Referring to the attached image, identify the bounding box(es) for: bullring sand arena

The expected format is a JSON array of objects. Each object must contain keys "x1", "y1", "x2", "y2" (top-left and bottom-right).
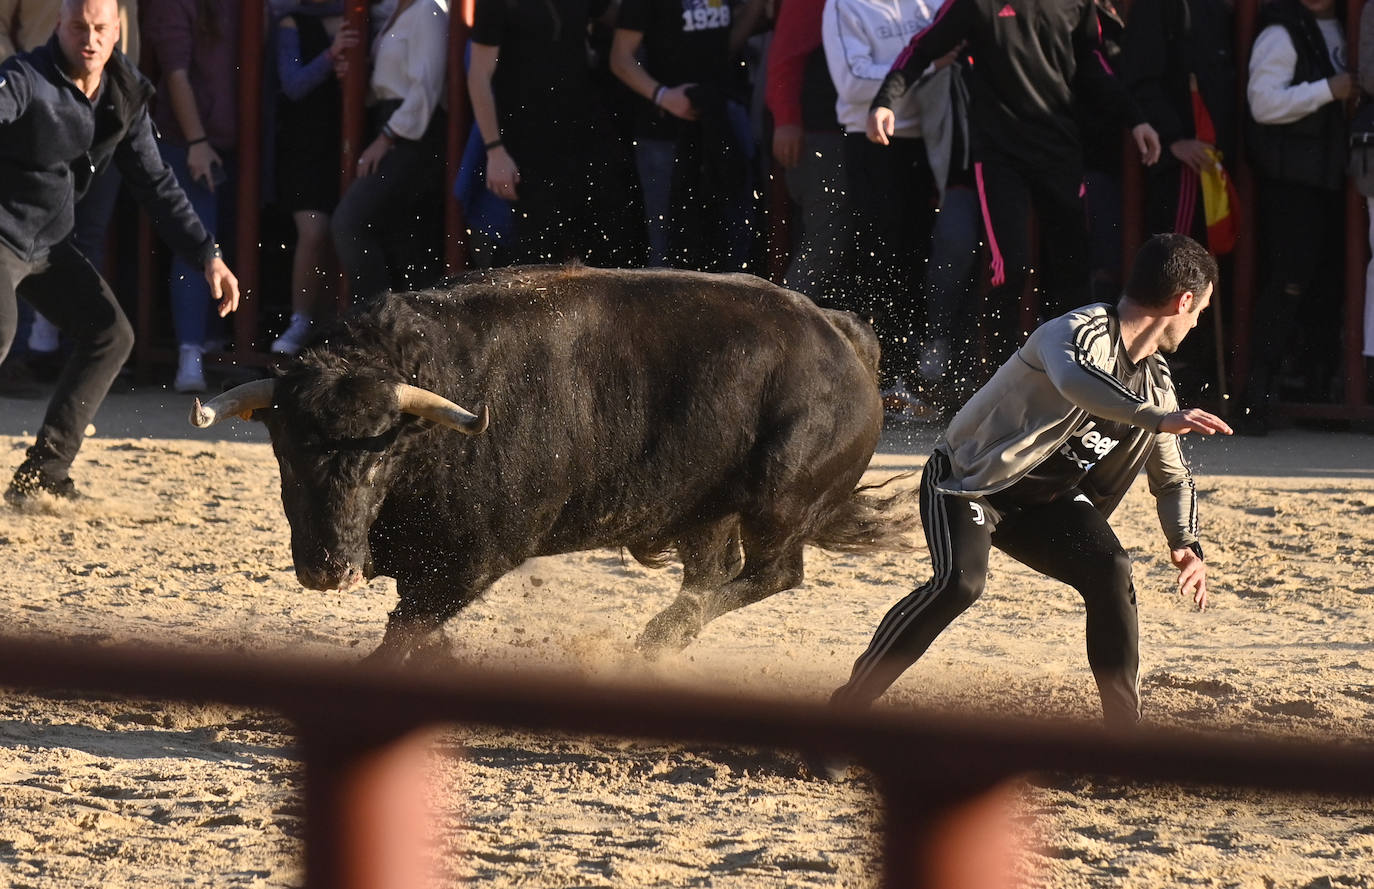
[{"x1": 3, "y1": 388, "x2": 1374, "y2": 888}]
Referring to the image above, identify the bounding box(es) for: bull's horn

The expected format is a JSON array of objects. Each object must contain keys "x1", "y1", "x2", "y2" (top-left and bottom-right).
[
  {"x1": 395, "y1": 383, "x2": 489, "y2": 435},
  {"x1": 189, "y1": 379, "x2": 276, "y2": 428}
]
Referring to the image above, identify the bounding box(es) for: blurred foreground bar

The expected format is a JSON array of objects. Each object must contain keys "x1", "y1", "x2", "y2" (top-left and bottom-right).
[{"x1": 2, "y1": 636, "x2": 1373, "y2": 888}]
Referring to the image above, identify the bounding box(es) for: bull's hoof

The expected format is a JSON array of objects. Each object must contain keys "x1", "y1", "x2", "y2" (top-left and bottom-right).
[
  {"x1": 634, "y1": 611, "x2": 699, "y2": 660},
  {"x1": 360, "y1": 633, "x2": 454, "y2": 670}
]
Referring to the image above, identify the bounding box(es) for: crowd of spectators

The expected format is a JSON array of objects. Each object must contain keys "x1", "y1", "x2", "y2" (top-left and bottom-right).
[{"x1": 0, "y1": 0, "x2": 1371, "y2": 432}]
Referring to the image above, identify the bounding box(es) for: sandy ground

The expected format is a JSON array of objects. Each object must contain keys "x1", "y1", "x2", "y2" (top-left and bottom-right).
[{"x1": 2, "y1": 385, "x2": 1374, "y2": 887}]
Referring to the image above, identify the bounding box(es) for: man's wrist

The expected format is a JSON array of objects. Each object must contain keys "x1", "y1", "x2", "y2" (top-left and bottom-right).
[
  {"x1": 1187, "y1": 541, "x2": 1204, "y2": 561},
  {"x1": 203, "y1": 241, "x2": 223, "y2": 264}
]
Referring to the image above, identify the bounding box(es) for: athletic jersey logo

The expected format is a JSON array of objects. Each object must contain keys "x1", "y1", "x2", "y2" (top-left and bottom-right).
[
  {"x1": 681, "y1": 0, "x2": 731, "y2": 32},
  {"x1": 1074, "y1": 493, "x2": 1093, "y2": 505},
  {"x1": 1058, "y1": 420, "x2": 1122, "y2": 471},
  {"x1": 970, "y1": 502, "x2": 986, "y2": 525},
  {"x1": 997, "y1": 4, "x2": 1016, "y2": 16}
]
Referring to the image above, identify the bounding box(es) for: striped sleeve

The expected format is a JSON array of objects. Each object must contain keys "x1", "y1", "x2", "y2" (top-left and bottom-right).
[{"x1": 1033, "y1": 309, "x2": 1170, "y2": 431}]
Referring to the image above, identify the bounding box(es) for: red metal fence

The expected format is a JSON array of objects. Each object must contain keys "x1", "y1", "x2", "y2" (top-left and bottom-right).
[
  {"x1": 131, "y1": 0, "x2": 1370, "y2": 419},
  {"x1": 5, "y1": 635, "x2": 1374, "y2": 888}
]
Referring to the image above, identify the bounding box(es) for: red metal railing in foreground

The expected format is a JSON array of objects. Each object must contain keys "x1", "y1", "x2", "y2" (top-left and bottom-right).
[{"x1": 3, "y1": 636, "x2": 1374, "y2": 888}]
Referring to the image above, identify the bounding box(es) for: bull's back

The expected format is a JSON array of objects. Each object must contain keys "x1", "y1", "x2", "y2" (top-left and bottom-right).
[{"x1": 385, "y1": 267, "x2": 882, "y2": 553}]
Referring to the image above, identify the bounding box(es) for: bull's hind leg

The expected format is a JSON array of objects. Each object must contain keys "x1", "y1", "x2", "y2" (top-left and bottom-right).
[
  {"x1": 636, "y1": 518, "x2": 743, "y2": 656},
  {"x1": 637, "y1": 520, "x2": 805, "y2": 658}
]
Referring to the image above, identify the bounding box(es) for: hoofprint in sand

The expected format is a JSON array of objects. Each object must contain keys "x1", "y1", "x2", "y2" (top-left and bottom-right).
[{"x1": 2, "y1": 390, "x2": 1374, "y2": 887}]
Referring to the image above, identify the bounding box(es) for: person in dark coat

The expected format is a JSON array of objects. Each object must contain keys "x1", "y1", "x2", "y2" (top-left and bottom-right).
[{"x1": 0, "y1": 0, "x2": 239, "y2": 503}]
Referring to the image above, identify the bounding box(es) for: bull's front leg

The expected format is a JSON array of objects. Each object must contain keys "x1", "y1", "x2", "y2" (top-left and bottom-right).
[{"x1": 363, "y1": 571, "x2": 485, "y2": 668}]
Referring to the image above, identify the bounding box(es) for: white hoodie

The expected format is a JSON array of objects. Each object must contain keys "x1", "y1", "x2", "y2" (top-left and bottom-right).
[{"x1": 821, "y1": 0, "x2": 937, "y2": 136}]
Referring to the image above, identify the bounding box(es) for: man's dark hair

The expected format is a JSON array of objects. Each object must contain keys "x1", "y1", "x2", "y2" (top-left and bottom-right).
[{"x1": 1123, "y1": 233, "x2": 1218, "y2": 309}]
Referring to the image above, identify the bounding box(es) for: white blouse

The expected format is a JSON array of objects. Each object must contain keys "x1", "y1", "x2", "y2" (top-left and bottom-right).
[{"x1": 369, "y1": 0, "x2": 449, "y2": 140}]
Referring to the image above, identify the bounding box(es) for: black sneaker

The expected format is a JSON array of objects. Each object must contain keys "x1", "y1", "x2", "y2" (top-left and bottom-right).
[{"x1": 5, "y1": 465, "x2": 82, "y2": 505}]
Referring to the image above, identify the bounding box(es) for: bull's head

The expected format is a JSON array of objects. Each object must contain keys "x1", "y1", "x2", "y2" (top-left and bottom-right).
[{"x1": 190, "y1": 375, "x2": 488, "y2": 591}]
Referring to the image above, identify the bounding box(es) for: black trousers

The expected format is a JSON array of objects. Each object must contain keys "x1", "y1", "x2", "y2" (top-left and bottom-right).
[
  {"x1": 0, "y1": 239, "x2": 135, "y2": 480},
  {"x1": 833, "y1": 451, "x2": 1142, "y2": 726},
  {"x1": 1242, "y1": 179, "x2": 1345, "y2": 418},
  {"x1": 973, "y1": 152, "x2": 1090, "y2": 369},
  {"x1": 842, "y1": 133, "x2": 937, "y2": 383}
]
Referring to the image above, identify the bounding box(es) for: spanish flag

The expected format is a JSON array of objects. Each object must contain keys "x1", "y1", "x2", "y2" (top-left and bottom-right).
[{"x1": 1189, "y1": 76, "x2": 1239, "y2": 255}]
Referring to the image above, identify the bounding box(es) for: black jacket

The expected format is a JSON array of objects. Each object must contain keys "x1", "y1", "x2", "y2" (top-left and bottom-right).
[
  {"x1": 1120, "y1": 0, "x2": 1236, "y2": 167},
  {"x1": 870, "y1": 0, "x2": 1146, "y2": 172},
  {"x1": 1245, "y1": 0, "x2": 1347, "y2": 191},
  {"x1": 0, "y1": 37, "x2": 214, "y2": 265}
]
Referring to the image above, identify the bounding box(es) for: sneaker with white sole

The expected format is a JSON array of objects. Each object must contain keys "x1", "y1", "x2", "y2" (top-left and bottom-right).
[
  {"x1": 271, "y1": 314, "x2": 314, "y2": 355},
  {"x1": 174, "y1": 344, "x2": 207, "y2": 393}
]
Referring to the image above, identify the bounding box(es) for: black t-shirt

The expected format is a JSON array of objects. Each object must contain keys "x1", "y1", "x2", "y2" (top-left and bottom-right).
[
  {"x1": 987, "y1": 338, "x2": 1150, "y2": 509},
  {"x1": 616, "y1": 0, "x2": 742, "y2": 137},
  {"x1": 472, "y1": 0, "x2": 609, "y2": 137}
]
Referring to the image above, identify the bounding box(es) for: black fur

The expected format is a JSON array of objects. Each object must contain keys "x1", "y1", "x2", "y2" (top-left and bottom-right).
[{"x1": 256, "y1": 265, "x2": 916, "y2": 663}]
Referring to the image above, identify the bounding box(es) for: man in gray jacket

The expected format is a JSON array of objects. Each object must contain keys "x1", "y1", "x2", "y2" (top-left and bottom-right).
[{"x1": 829, "y1": 233, "x2": 1230, "y2": 729}]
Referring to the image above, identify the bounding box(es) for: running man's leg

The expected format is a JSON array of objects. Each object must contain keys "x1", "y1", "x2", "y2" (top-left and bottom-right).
[
  {"x1": 992, "y1": 493, "x2": 1140, "y2": 726},
  {"x1": 14, "y1": 240, "x2": 134, "y2": 481},
  {"x1": 831, "y1": 451, "x2": 996, "y2": 707}
]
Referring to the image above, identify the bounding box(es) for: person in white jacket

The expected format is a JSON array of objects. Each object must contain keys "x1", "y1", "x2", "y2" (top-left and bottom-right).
[
  {"x1": 822, "y1": 0, "x2": 953, "y2": 405},
  {"x1": 1237, "y1": 0, "x2": 1352, "y2": 434}
]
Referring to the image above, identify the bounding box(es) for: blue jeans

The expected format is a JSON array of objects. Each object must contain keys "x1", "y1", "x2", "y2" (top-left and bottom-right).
[
  {"x1": 633, "y1": 99, "x2": 753, "y2": 271},
  {"x1": 158, "y1": 142, "x2": 230, "y2": 348}
]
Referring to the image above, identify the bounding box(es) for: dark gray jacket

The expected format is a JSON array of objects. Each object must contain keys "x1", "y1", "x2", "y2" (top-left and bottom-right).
[{"x1": 0, "y1": 37, "x2": 214, "y2": 265}]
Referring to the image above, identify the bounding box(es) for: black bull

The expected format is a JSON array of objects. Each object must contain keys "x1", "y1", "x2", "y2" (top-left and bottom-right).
[{"x1": 191, "y1": 266, "x2": 918, "y2": 664}]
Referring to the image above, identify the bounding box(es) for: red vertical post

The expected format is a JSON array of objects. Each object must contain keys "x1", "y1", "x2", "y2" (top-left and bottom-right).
[
  {"x1": 338, "y1": 1, "x2": 372, "y2": 314},
  {"x1": 1346, "y1": 1, "x2": 1368, "y2": 408},
  {"x1": 878, "y1": 774, "x2": 1025, "y2": 889},
  {"x1": 1118, "y1": 0, "x2": 1144, "y2": 276},
  {"x1": 301, "y1": 726, "x2": 441, "y2": 889},
  {"x1": 444, "y1": 0, "x2": 475, "y2": 274},
  {"x1": 1229, "y1": 0, "x2": 1258, "y2": 395},
  {"x1": 234, "y1": 0, "x2": 264, "y2": 357}
]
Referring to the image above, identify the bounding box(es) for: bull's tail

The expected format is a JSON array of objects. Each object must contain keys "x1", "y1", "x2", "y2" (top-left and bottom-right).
[{"x1": 808, "y1": 472, "x2": 920, "y2": 554}]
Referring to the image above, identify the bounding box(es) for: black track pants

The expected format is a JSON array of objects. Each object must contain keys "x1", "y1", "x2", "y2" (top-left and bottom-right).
[{"x1": 833, "y1": 451, "x2": 1141, "y2": 726}]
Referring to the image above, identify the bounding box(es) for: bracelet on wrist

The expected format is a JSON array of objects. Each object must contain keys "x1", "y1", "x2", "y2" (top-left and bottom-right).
[
  {"x1": 381, "y1": 124, "x2": 397, "y2": 142},
  {"x1": 484, "y1": 138, "x2": 503, "y2": 151},
  {"x1": 187, "y1": 136, "x2": 209, "y2": 147},
  {"x1": 652, "y1": 85, "x2": 666, "y2": 107}
]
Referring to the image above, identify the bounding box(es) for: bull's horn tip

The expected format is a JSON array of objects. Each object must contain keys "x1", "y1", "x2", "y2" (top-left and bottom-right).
[{"x1": 189, "y1": 398, "x2": 212, "y2": 428}]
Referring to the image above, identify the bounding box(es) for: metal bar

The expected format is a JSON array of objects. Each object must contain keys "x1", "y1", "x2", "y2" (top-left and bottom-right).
[
  {"x1": 301, "y1": 725, "x2": 440, "y2": 889},
  {"x1": 444, "y1": 0, "x2": 476, "y2": 274},
  {"x1": 1346, "y1": 0, "x2": 1368, "y2": 411},
  {"x1": 1230, "y1": 0, "x2": 1258, "y2": 397},
  {"x1": 1, "y1": 637, "x2": 1372, "y2": 799},
  {"x1": 232, "y1": 0, "x2": 264, "y2": 358},
  {"x1": 338, "y1": 1, "x2": 371, "y2": 314}
]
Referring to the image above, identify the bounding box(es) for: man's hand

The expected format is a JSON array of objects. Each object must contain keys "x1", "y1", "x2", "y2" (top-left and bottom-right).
[
  {"x1": 204, "y1": 257, "x2": 239, "y2": 318},
  {"x1": 1169, "y1": 138, "x2": 1215, "y2": 173},
  {"x1": 658, "y1": 83, "x2": 698, "y2": 121},
  {"x1": 1158, "y1": 408, "x2": 1233, "y2": 436},
  {"x1": 355, "y1": 133, "x2": 392, "y2": 177},
  {"x1": 1170, "y1": 547, "x2": 1208, "y2": 611},
  {"x1": 1132, "y1": 122, "x2": 1162, "y2": 166},
  {"x1": 485, "y1": 145, "x2": 520, "y2": 200},
  {"x1": 867, "y1": 106, "x2": 895, "y2": 146},
  {"x1": 1328, "y1": 72, "x2": 1355, "y2": 102},
  {"x1": 188, "y1": 141, "x2": 223, "y2": 191},
  {"x1": 773, "y1": 123, "x2": 803, "y2": 169}
]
